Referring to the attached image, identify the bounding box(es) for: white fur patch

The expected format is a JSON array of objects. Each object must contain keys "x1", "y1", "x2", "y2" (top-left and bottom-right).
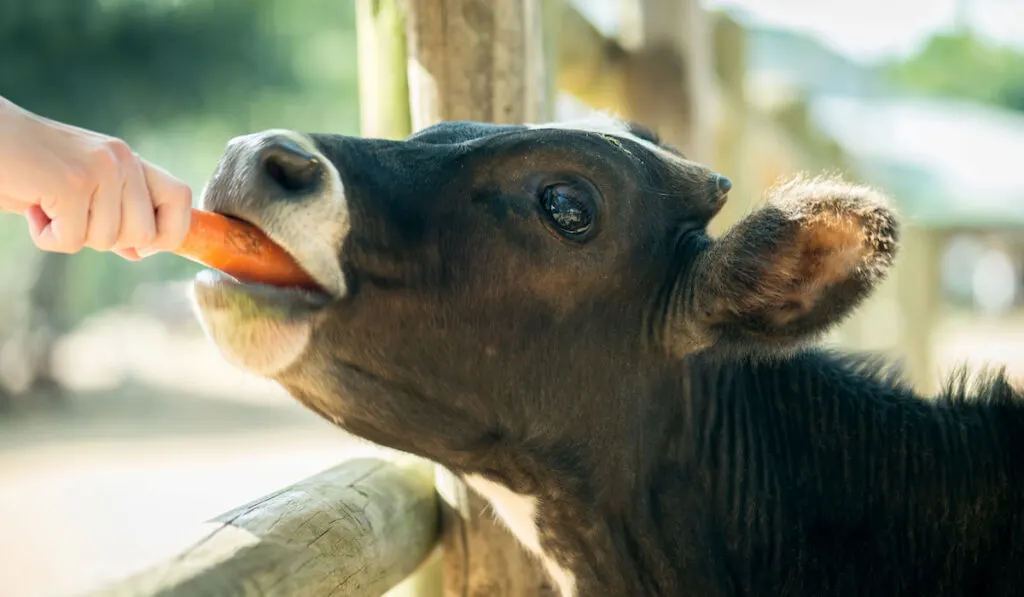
[
  {"x1": 209, "y1": 129, "x2": 350, "y2": 298},
  {"x1": 189, "y1": 283, "x2": 314, "y2": 377},
  {"x1": 465, "y1": 474, "x2": 578, "y2": 597}
]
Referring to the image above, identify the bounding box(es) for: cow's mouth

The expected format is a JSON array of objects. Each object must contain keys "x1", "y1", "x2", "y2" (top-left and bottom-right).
[
  {"x1": 189, "y1": 212, "x2": 340, "y2": 378},
  {"x1": 190, "y1": 209, "x2": 337, "y2": 321},
  {"x1": 192, "y1": 268, "x2": 331, "y2": 312},
  {"x1": 189, "y1": 128, "x2": 352, "y2": 377}
]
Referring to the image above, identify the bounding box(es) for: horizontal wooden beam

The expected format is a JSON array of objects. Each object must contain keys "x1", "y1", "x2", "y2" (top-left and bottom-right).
[{"x1": 83, "y1": 457, "x2": 440, "y2": 597}]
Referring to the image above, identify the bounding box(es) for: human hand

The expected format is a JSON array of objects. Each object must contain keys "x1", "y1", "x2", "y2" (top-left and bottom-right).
[{"x1": 0, "y1": 97, "x2": 192, "y2": 260}]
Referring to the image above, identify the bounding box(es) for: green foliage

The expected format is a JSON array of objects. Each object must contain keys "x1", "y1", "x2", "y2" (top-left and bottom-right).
[
  {"x1": 885, "y1": 33, "x2": 1024, "y2": 112},
  {"x1": 0, "y1": 0, "x2": 296, "y2": 135}
]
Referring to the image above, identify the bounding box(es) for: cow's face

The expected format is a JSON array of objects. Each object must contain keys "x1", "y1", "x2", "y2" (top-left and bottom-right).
[{"x1": 191, "y1": 116, "x2": 898, "y2": 466}]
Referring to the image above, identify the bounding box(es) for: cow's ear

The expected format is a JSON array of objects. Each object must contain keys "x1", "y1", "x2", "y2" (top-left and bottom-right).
[{"x1": 668, "y1": 175, "x2": 899, "y2": 355}]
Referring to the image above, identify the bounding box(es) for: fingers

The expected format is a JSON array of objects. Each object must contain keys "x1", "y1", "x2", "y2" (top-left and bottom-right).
[
  {"x1": 138, "y1": 160, "x2": 192, "y2": 257},
  {"x1": 25, "y1": 140, "x2": 117, "y2": 254},
  {"x1": 25, "y1": 205, "x2": 50, "y2": 237},
  {"x1": 28, "y1": 188, "x2": 90, "y2": 253},
  {"x1": 82, "y1": 155, "x2": 123, "y2": 252},
  {"x1": 113, "y1": 247, "x2": 142, "y2": 261},
  {"x1": 5, "y1": 115, "x2": 190, "y2": 258},
  {"x1": 110, "y1": 143, "x2": 156, "y2": 253}
]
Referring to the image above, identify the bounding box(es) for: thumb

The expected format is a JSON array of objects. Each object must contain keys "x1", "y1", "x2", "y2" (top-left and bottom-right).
[{"x1": 139, "y1": 160, "x2": 192, "y2": 255}]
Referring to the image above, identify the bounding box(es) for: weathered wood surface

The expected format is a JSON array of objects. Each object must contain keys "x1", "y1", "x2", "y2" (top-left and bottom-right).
[
  {"x1": 405, "y1": 0, "x2": 549, "y2": 127},
  {"x1": 83, "y1": 457, "x2": 440, "y2": 597},
  {"x1": 404, "y1": 1, "x2": 556, "y2": 594}
]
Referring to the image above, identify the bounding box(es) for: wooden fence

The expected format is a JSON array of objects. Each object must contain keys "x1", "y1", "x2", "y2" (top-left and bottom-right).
[
  {"x1": 83, "y1": 457, "x2": 441, "y2": 597},
  {"x1": 81, "y1": 0, "x2": 936, "y2": 595}
]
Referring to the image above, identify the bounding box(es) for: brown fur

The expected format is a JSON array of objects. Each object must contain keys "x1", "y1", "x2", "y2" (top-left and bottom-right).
[
  {"x1": 190, "y1": 121, "x2": 952, "y2": 597},
  {"x1": 675, "y1": 174, "x2": 899, "y2": 354}
]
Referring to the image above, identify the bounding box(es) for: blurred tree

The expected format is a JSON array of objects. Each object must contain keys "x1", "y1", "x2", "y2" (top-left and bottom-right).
[
  {"x1": 885, "y1": 32, "x2": 1024, "y2": 112},
  {"x1": 0, "y1": 0, "x2": 295, "y2": 409},
  {"x1": 0, "y1": 0, "x2": 295, "y2": 133}
]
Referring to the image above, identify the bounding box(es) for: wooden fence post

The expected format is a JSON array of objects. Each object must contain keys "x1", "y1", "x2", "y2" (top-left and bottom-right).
[
  {"x1": 356, "y1": 0, "x2": 413, "y2": 141},
  {"x1": 403, "y1": 1, "x2": 555, "y2": 594},
  {"x1": 898, "y1": 226, "x2": 940, "y2": 394},
  {"x1": 621, "y1": 0, "x2": 713, "y2": 161},
  {"x1": 706, "y1": 10, "x2": 750, "y2": 237}
]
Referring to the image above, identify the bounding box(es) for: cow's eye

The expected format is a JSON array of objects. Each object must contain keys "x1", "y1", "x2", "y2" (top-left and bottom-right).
[{"x1": 541, "y1": 183, "x2": 594, "y2": 236}]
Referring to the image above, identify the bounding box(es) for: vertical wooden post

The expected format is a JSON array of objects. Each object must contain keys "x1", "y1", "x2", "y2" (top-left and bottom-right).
[
  {"x1": 706, "y1": 10, "x2": 750, "y2": 237},
  {"x1": 356, "y1": 0, "x2": 412, "y2": 140},
  {"x1": 556, "y1": 4, "x2": 632, "y2": 112},
  {"x1": 404, "y1": 1, "x2": 555, "y2": 595},
  {"x1": 621, "y1": 0, "x2": 713, "y2": 162},
  {"x1": 405, "y1": 0, "x2": 550, "y2": 125},
  {"x1": 898, "y1": 226, "x2": 940, "y2": 394}
]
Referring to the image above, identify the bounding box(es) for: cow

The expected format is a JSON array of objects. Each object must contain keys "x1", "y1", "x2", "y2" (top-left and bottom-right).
[{"x1": 190, "y1": 114, "x2": 1024, "y2": 597}]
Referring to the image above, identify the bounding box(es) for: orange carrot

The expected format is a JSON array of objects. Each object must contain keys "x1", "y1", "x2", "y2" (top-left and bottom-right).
[{"x1": 175, "y1": 209, "x2": 322, "y2": 291}]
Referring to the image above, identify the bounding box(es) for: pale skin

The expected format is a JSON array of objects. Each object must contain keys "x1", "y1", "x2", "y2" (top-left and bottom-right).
[{"x1": 0, "y1": 95, "x2": 192, "y2": 260}]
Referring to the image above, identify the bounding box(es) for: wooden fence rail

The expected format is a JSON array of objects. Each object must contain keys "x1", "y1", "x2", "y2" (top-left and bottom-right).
[{"x1": 82, "y1": 457, "x2": 440, "y2": 597}]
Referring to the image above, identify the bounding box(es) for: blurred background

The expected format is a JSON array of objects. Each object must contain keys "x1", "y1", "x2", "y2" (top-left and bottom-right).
[{"x1": 2, "y1": 0, "x2": 1024, "y2": 595}]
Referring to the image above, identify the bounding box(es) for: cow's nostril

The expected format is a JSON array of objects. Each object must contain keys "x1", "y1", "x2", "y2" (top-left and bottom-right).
[{"x1": 261, "y1": 139, "x2": 322, "y2": 194}]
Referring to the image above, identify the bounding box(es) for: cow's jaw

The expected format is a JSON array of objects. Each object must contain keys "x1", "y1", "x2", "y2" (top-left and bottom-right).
[{"x1": 191, "y1": 272, "x2": 331, "y2": 376}]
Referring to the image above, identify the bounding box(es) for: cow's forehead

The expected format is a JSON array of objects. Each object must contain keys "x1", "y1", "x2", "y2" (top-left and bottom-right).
[
  {"x1": 529, "y1": 113, "x2": 659, "y2": 149},
  {"x1": 530, "y1": 113, "x2": 688, "y2": 165},
  {"x1": 405, "y1": 121, "x2": 528, "y2": 145},
  {"x1": 405, "y1": 114, "x2": 686, "y2": 168}
]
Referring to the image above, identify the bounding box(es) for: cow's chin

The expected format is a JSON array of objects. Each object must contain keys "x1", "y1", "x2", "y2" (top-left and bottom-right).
[{"x1": 190, "y1": 269, "x2": 332, "y2": 377}]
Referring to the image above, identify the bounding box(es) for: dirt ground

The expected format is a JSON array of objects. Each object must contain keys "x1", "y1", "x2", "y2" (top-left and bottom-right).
[
  {"x1": 1, "y1": 304, "x2": 1022, "y2": 597},
  {"x1": 0, "y1": 311, "x2": 381, "y2": 597}
]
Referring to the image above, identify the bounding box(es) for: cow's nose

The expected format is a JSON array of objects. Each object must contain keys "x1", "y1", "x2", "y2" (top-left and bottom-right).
[{"x1": 259, "y1": 137, "x2": 323, "y2": 195}]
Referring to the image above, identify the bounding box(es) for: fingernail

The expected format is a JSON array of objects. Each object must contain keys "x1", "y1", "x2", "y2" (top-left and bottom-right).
[{"x1": 137, "y1": 249, "x2": 158, "y2": 259}]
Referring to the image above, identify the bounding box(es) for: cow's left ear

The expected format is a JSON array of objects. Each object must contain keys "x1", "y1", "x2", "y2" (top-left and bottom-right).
[{"x1": 668, "y1": 175, "x2": 900, "y2": 355}]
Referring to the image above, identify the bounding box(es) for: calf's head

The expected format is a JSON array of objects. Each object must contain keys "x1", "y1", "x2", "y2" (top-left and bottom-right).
[{"x1": 191, "y1": 117, "x2": 899, "y2": 470}]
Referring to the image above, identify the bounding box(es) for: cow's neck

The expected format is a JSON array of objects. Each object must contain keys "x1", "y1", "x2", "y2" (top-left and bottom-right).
[
  {"x1": 455, "y1": 376, "x2": 683, "y2": 597},
  {"x1": 462, "y1": 464, "x2": 638, "y2": 597},
  {"x1": 463, "y1": 473, "x2": 580, "y2": 596}
]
